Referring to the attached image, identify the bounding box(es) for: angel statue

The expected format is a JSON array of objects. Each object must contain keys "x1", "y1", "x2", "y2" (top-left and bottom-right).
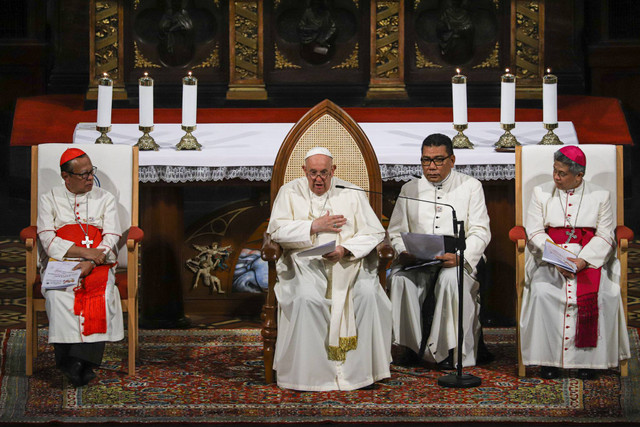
[{"x1": 186, "y1": 242, "x2": 232, "y2": 295}]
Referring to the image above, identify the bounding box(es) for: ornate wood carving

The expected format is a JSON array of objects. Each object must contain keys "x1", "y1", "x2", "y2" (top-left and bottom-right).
[
  {"x1": 511, "y1": 0, "x2": 545, "y2": 98},
  {"x1": 227, "y1": 0, "x2": 267, "y2": 100},
  {"x1": 87, "y1": 0, "x2": 127, "y2": 101},
  {"x1": 367, "y1": 0, "x2": 407, "y2": 99}
]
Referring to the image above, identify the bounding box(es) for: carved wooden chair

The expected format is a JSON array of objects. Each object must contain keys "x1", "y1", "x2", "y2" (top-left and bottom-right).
[
  {"x1": 20, "y1": 144, "x2": 143, "y2": 376},
  {"x1": 509, "y1": 144, "x2": 632, "y2": 377},
  {"x1": 260, "y1": 99, "x2": 394, "y2": 384}
]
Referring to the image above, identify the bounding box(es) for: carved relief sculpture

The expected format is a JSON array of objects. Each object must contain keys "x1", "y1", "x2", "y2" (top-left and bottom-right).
[
  {"x1": 436, "y1": 0, "x2": 474, "y2": 65},
  {"x1": 186, "y1": 242, "x2": 233, "y2": 295},
  {"x1": 298, "y1": 0, "x2": 337, "y2": 62}
]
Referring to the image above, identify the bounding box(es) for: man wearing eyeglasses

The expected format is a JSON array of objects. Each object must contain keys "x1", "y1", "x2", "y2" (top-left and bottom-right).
[
  {"x1": 388, "y1": 133, "x2": 491, "y2": 369},
  {"x1": 266, "y1": 147, "x2": 391, "y2": 391},
  {"x1": 37, "y1": 148, "x2": 124, "y2": 387}
]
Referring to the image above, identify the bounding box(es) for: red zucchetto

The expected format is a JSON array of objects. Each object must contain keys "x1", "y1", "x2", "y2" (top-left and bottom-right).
[
  {"x1": 558, "y1": 145, "x2": 586, "y2": 167},
  {"x1": 59, "y1": 148, "x2": 86, "y2": 166}
]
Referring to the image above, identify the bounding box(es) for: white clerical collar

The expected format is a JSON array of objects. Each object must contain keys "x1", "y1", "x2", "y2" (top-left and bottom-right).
[
  {"x1": 422, "y1": 170, "x2": 452, "y2": 189},
  {"x1": 562, "y1": 180, "x2": 584, "y2": 195}
]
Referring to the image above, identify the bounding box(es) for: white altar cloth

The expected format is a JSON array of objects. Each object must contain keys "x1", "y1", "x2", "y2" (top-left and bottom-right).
[{"x1": 73, "y1": 121, "x2": 578, "y2": 182}]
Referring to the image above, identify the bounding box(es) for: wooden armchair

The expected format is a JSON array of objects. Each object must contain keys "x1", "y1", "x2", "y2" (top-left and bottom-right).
[
  {"x1": 21, "y1": 144, "x2": 143, "y2": 376},
  {"x1": 509, "y1": 144, "x2": 632, "y2": 377},
  {"x1": 260, "y1": 99, "x2": 394, "y2": 384}
]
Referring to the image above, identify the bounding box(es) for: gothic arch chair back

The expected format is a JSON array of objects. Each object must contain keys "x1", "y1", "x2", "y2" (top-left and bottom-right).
[
  {"x1": 261, "y1": 99, "x2": 393, "y2": 384},
  {"x1": 21, "y1": 144, "x2": 143, "y2": 376},
  {"x1": 510, "y1": 144, "x2": 631, "y2": 377}
]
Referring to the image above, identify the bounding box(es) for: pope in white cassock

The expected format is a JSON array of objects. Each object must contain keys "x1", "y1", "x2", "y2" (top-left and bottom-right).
[
  {"x1": 37, "y1": 148, "x2": 124, "y2": 387},
  {"x1": 388, "y1": 133, "x2": 491, "y2": 368},
  {"x1": 266, "y1": 147, "x2": 392, "y2": 391},
  {"x1": 520, "y1": 145, "x2": 630, "y2": 380}
]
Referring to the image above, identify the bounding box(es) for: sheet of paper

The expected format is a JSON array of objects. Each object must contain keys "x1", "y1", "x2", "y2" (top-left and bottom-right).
[
  {"x1": 401, "y1": 232, "x2": 445, "y2": 261},
  {"x1": 298, "y1": 240, "x2": 336, "y2": 257},
  {"x1": 542, "y1": 240, "x2": 577, "y2": 273},
  {"x1": 42, "y1": 260, "x2": 82, "y2": 290}
]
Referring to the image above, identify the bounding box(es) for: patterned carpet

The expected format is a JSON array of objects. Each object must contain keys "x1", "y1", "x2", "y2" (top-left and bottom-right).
[
  {"x1": 1, "y1": 238, "x2": 640, "y2": 424},
  {"x1": 1, "y1": 328, "x2": 639, "y2": 424}
]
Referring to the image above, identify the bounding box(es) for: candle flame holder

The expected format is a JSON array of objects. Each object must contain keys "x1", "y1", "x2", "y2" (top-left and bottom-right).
[
  {"x1": 539, "y1": 123, "x2": 563, "y2": 145},
  {"x1": 95, "y1": 126, "x2": 113, "y2": 144},
  {"x1": 452, "y1": 124, "x2": 473, "y2": 149},
  {"x1": 176, "y1": 125, "x2": 201, "y2": 150},
  {"x1": 495, "y1": 123, "x2": 520, "y2": 152},
  {"x1": 135, "y1": 125, "x2": 159, "y2": 151}
]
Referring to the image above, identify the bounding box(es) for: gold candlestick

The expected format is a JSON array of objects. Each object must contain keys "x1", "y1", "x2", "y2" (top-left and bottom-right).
[
  {"x1": 495, "y1": 123, "x2": 520, "y2": 151},
  {"x1": 452, "y1": 124, "x2": 473, "y2": 149},
  {"x1": 539, "y1": 123, "x2": 563, "y2": 145},
  {"x1": 176, "y1": 125, "x2": 201, "y2": 150},
  {"x1": 95, "y1": 125, "x2": 113, "y2": 144},
  {"x1": 135, "y1": 125, "x2": 159, "y2": 151}
]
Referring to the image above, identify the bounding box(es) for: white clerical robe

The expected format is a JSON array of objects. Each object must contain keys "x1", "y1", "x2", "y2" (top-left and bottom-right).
[
  {"x1": 388, "y1": 171, "x2": 491, "y2": 367},
  {"x1": 37, "y1": 186, "x2": 124, "y2": 344},
  {"x1": 520, "y1": 180, "x2": 630, "y2": 368},
  {"x1": 267, "y1": 177, "x2": 392, "y2": 391}
]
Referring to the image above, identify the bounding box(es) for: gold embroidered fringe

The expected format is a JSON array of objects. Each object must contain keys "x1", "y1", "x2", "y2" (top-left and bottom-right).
[{"x1": 327, "y1": 336, "x2": 358, "y2": 361}]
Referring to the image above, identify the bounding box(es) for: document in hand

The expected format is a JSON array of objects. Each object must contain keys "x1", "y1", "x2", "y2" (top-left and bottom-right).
[
  {"x1": 401, "y1": 232, "x2": 445, "y2": 261},
  {"x1": 298, "y1": 240, "x2": 336, "y2": 257},
  {"x1": 542, "y1": 240, "x2": 577, "y2": 273},
  {"x1": 42, "y1": 260, "x2": 82, "y2": 290}
]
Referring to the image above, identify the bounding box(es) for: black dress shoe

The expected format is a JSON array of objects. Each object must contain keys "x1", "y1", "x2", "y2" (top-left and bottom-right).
[
  {"x1": 82, "y1": 366, "x2": 97, "y2": 385},
  {"x1": 577, "y1": 369, "x2": 596, "y2": 380},
  {"x1": 437, "y1": 351, "x2": 455, "y2": 370},
  {"x1": 540, "y1": 366, "x2": 560, "y2": 379},
  {"x1": 62, "y1": 360, "x2": 85, "y2": 387}
]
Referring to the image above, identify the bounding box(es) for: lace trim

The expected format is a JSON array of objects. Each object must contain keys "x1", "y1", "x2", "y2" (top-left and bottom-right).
[{"x1": 139, "y1": 164, "x2": 515, "y2": 183}]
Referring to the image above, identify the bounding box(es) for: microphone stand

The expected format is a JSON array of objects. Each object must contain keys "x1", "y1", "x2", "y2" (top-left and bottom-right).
[
  {"x1": 437, "y1": 216, "x2": 481, "y2": 388},
  {"x1": 335, "y1": 184, "x2": 481, "y2": 388}
]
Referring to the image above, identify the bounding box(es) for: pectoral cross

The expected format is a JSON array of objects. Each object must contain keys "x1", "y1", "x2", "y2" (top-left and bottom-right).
[
  {"x1": 565, "y1": 228, "x2": 577, "y2": 244},
  {"x1": 82, "y1": 236, "x2": 93, "y2": 248}
]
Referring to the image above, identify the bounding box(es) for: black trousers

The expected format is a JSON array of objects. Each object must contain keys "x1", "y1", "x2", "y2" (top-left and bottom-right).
[{"x1": 54, "y1": 342, "x2": 105, "y2": 368}]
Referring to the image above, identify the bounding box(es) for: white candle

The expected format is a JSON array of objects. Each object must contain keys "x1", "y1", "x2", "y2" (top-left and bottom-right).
[
  {"x1": 543, "y1": 69, "x2": 558, "y2": 124},
  {"x1": 452, "y1": 69, "x2": 467, "y2": 125},
  {"x1": 182, "y1": 72, "x2": 198, "y2": 127},
  {"x1": 138, "y1": 73, "x2": 154, "y2": 127},
  {"x1": 97, "y1": 73, "x2": 113, "y2": 128},
  {"x1": 500, "y1": 69, "x2": 516, "y2": 124}
]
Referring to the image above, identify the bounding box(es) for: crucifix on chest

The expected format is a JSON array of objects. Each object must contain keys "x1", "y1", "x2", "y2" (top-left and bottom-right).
[
  {"x1": 81, "y1": 235, "x2": 94, "y2": 248},
  {"x1": 565, "y1": 228, "x2": 577, "y2": 244}
]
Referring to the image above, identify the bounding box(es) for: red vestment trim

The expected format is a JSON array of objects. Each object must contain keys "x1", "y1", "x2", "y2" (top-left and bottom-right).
[
  {"x1": 56, "y1": 224, "x2": 109, "y2": 336},
  {"x1": 547, "y1": 227, "x2": 600, "y2": 348}
]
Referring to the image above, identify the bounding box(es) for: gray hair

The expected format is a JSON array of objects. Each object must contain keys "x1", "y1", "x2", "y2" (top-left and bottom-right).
[{"x1": 553, "y1": 150, "x2": 585, "y2": 176}]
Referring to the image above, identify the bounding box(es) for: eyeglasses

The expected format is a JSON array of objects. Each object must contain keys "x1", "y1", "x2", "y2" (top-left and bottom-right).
[
  {"x1": 420, "y1": 155, "x2": 451, "y2": 166},
  {"x1": 307, "y1": 170, "x2": 331, "y2": 179},
  {"x1": 68, "y1": 166, "x2": 98, "y2": 180}
]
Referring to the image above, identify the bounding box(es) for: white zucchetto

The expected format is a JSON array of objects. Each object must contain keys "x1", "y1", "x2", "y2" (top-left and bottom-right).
[{"x1": 304, "y1": 147, "x2": 333, "y2": 159}]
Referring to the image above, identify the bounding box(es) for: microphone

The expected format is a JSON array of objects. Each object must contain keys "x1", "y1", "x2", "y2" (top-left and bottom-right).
[{"x1": 334, "y1": 184, "x2": 459, "y2": 235}]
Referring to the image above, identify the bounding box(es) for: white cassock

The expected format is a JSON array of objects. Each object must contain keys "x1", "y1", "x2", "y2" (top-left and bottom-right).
[
  {"x1": 521, "y1": 180, "x2": 630, "y2": 368},
  {"x1": 267, "y1": 176, "x2": 392, "y2": 391},
  {"x1": 388, "y1": 171, "x2": 491, "y2": 367},
  {"x1": 37, "y1": 186, "x2": 124, "y2": 344}
]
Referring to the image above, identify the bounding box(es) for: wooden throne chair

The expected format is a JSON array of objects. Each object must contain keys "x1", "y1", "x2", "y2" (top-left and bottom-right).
[
  {"x1": 509, "y1": 144, "x2": 632, "y2": 377},
  {"x1": 260, "y1": 99, "x2": 394, "y2": 384},
  {"x1": 21, "y1": 143, "x2": 143, "y2": 376}
]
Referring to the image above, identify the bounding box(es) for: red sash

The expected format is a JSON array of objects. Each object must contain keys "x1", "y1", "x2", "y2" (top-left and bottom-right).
[
  {"x1": 547, "y1": 227, "x2": 600, "y2": 348},
  {"x1": 56, "y1": 224, "x2": 109, "y2": 336}
]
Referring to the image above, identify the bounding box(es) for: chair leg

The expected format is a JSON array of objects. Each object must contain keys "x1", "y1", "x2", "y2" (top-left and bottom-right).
[
  {"x1": 128, "y1": 302, "x2": 136, "y2": 376},
  {"x1": 620, "y1": 358, "x2": 628, "y2": 377},
  {"x1": 26, "y1": 303, "x2": 34, "y2": 376}
]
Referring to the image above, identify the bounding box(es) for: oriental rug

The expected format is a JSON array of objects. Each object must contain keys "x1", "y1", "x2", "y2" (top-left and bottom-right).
[{"x1": 1, "y1": 328, "x2": 639, "y2": 424}]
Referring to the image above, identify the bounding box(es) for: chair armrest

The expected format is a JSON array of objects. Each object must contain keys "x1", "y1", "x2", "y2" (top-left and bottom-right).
[
  {"x1": 616, "y1": 225, "x2": 634, "y2": 247},
  {"x1": 261, "y1": 232, "x2": 282, "y2": 262},
  {"x1": 126, "y1": 226, "x2": 144, "y2": 251},
  {"x1": 377, "y1": 232, "x2": 395, "y2": 261},
  {"x1": 20, "y1": 226, "x2": 37, "y2": 248}
]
